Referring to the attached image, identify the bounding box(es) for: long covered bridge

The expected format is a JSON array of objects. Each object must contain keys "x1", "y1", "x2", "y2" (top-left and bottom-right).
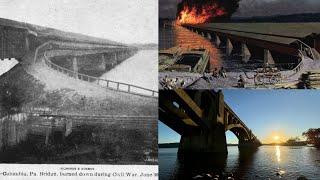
[
  {"x1": 0, "y1": 18, "x2": 157, "y2": 97},
  {"x1": 159, "y1": 89, "x2": 261, "y2": 160},
  {"x1": 184, "y1": 23, "x2": 320, "y2": 65},
  {"x1": 0, "y1": 19, "x2": 137, "y2": 67}
]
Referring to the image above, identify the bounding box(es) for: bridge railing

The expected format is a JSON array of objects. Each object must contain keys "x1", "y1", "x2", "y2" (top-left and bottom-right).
[
  {"x1": 43, "y1": 52, "x2": 158, "y2": 98},
  {"x1": 296, "y1": 40, "x2": 316, "y2": 60},
  {"x1": 284, "y1": 55, "x2": 304, "y2": 79}
]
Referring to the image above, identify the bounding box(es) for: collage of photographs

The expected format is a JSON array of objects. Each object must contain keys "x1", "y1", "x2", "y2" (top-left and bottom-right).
[{"x1": 0, "y1": 0, "x2": 319, "y2": 180}]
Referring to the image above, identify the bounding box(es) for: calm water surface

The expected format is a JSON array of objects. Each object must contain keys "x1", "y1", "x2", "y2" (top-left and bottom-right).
[
  {"x1": 159, "y1": 146, "x2": 320, "y2": 180},
  {"x1": 100, "y1": 50, "x2": 158, "y2": 91}
]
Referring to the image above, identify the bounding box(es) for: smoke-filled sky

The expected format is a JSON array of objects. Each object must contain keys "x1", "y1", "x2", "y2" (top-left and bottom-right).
[
  {"x1": 0, "y1": 0, "x2": 157, "y2": 44},
  {"x1": 160, "y1": 0, "x2": 320, "y2": 18}
]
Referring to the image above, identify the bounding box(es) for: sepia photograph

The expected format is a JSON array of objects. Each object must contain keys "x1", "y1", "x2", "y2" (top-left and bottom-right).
[
  {"x1": 2, "y1": 0, "x2": 320, "y2": 179},
  {"x1": 0, "y1": 0, "x2": 158, "y2": 165}
]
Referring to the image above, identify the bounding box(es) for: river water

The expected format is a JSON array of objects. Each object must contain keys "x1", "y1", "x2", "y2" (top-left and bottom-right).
[
  {"x1": 159, "y1": 146, "x2": 320, "y2": 180},
  {"x1": 159, "y1": 24, "x2": 294, "y2": 73},
  {"x1": 99, "y1": 50, "x2": 158, "y2": 92},
  {"x1": 160, "y1": 24, "x2": 224, "y2": 71}
]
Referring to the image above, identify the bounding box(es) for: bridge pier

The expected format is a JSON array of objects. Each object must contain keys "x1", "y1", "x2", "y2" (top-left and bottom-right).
[
  {"x1": 97, "y1": 53, "x2": 106, "y2": 71},
  {"x1": 226, "y1": 38, "x2": 233, "y2": 57},
  {"x1": 114, "y1": 52, "x2": 118, "y2": 63},
  {"x1": 241, "y1": 43, "x2": 251, "y2": 63},
  {"x1": 206, "y1": 32, "x2": 212, "y2": 40},
  {"x1": 0, "y1": 26, "x2": 6, "y2": 59},
  {"x1": 72, "y1": 57, "x2": 78, "y2": 78},
  {"x1": 178, "y1": 124, "x2": 228, "y2": 160},
  {"x1": 25, "y1": 36, "x2": 29, "y2": 52},
  {"x1": 45, "y1": 127, "x2": 51, "y2": 145},
  {"x1": 264, "y1": 49, "x2": 275, "y2": 65},
  {"x1": 103, "y1": 53, "x2": 115, "y2": 69},
  {"x1": 214, "y1": 34, "x2": 221, "y2": 47},
  {"x1": 64, "y1": 119, "x2": 72, "y2": 137}
]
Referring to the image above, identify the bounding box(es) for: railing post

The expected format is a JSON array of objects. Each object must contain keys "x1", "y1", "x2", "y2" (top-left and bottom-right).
[{"x1": 42, "y1": 51, "x2": 157, "y2": 97}]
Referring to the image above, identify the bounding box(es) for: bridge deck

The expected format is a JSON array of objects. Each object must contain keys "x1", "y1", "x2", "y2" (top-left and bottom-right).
[{"x1": 187, "y1": 23, "x2": 320, "y2": 45}]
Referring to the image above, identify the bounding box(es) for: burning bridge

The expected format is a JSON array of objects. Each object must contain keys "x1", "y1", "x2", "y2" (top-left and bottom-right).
[
  {"x1": 184, "y1": 23, "x2": 320, "y2": 65},
  {"x1": 159, "y1": 90, "x2": 261, "y2": 160}
]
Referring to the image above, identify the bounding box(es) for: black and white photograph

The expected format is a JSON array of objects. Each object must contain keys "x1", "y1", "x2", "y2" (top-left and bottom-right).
[{"x1": 0, "y1": 0, "x2": 158, "y2": 166}]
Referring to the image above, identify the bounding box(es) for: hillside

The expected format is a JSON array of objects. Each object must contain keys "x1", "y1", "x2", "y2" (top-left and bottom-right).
[
  {"x1": 0, "y1": 17, "x2": 125, "y2": 46},
  {"x1": 231, "y1": 13, "x2": 320, "y2": 23}
]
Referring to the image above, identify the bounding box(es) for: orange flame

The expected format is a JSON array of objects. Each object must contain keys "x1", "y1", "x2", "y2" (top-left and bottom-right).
[{"x1": 176, "y1": 4, "x2": 226, "y2": 25}]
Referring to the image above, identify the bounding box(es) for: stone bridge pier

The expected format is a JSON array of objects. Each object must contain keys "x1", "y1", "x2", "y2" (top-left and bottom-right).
[
  {"x1": 178, "y1": 123, "x2": 228, "y2": 160},
  {"x1": 192, "y1": 27, "x2": 302, "y2": 66},
  {"x1": 51, "y1": 48, "x2": 137, "y2": 77}
]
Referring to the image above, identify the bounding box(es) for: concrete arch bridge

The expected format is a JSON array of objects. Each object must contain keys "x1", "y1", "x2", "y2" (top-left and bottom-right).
[{"x1": 159, "y1": 89, "x2": 261, "y2": 160}]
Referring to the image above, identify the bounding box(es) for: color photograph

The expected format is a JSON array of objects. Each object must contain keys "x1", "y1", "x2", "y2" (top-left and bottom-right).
[{"x1": 159, "y1": 90, "x2": 320, "y2": 179}]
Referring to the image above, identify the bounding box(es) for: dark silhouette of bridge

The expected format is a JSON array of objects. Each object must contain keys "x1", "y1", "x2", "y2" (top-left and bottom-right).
[{"x1": 159, "y1": 90, "x2": 261, "y2": 160}]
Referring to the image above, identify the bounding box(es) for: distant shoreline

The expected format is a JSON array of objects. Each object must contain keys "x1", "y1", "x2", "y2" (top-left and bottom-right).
[{"x1": 159, "y1": 143, "x2": 311, "y2": 148}]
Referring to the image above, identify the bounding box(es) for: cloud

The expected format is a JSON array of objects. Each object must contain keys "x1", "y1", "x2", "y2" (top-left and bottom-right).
[
  {"x1": 159, "y1": 0, "x2": 177, "y2": 18},
  {"x1": 0, "y1": 0, "x2": 158, "y2": 44}
]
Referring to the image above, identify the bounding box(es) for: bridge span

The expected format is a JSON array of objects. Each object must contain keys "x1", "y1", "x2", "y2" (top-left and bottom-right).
[
  {"x1": 159, "y1": 89, "x2": 261, "y2": 160},
  {"x1": 0, "y1": 18, "x2": 157, "y2": 98},
  {"x1": 184, "y1": 23, "x2": 320, "y2": 65}
]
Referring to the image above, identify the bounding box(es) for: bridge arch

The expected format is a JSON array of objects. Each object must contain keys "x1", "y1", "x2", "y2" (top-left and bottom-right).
[{"x1": 226, "y1": 125, "x2": 251, "y2": 143}]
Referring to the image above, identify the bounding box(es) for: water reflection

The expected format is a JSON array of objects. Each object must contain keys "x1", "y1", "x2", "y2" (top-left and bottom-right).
[
  {"x1": 160, "y1": 24, "x2": 223, "y2": 71},
  {"x1": 170, "y1": 147, "x2": 258, "y2": 180},
  {"x1": 99, "y1": 50, "x2": 158, "y2": 91},
  {"x1": 173, "y1": 25, "x2": 223, "y2": 70},
  {"x1": 276, "y1": 145, "x2": 281, "y2": 162},
  {"x1": 160, "y1": 146, "x2": 320, "y2": 179}
]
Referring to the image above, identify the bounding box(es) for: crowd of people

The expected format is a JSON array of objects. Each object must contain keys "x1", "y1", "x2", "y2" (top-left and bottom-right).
[
  {"x1": 161, "y1": 76, "x2": 186, "y2": 89},
  {"x1": 160, "y1": 67, "x2": 247, "y2": 88},
  {"x1": 202, "y1": 67, "x2": 228, "y2": 82},
  {"x1": 204, "y1": 67, "x2": 246, "y2": 88}
]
